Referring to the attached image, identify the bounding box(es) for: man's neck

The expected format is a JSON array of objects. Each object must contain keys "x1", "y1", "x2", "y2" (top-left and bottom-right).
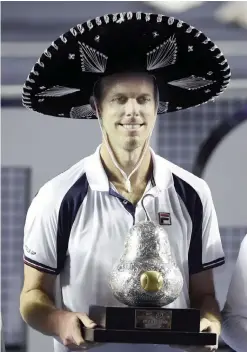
[{"x1": 100, "y1": 142, "x2": 153, "y2": 186}]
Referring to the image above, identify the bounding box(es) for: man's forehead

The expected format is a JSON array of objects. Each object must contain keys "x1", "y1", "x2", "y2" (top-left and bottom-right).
[{"x1": 103, "y1": 73, "x2": 154, "y2": 94}]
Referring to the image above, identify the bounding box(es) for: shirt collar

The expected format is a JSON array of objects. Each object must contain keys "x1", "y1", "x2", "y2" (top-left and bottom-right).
[{"x1": 84, "y1": 144, "x2": 173, "y2": 192}]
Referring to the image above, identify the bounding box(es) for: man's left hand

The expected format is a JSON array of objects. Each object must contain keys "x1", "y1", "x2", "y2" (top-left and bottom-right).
[{"x1": 170, "y1": 316, "x2": 220, "y2": 352}]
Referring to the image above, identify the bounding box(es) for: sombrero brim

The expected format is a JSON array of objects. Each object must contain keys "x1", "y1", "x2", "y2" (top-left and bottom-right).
[{"x1": 22, "y1": 12, "x2": 231, "y2": 119}]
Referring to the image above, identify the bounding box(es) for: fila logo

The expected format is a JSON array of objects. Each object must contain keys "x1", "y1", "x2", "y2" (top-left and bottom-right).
[{"x1": 158, "y1": 212, "x2": 171, "y2": 226}]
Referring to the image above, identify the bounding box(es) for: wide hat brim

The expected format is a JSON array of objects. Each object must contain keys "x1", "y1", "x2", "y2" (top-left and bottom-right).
[{"x1": 22, "y1": 12, "x2": 231, "y2": 119}]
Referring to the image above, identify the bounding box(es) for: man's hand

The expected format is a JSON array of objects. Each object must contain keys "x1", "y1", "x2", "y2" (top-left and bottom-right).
[
  {"x1": 170, "y1": 315, "x2": 220, "y2": 352},
  {"x1": 57, "y1": 311, "x2": 97, "y2": 350}
]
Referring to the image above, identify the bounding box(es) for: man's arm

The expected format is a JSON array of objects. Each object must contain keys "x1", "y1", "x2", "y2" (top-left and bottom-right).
[
  {"x1": 189, "y1": 269, "x2": 221, "y2": 333},
  {"x1": 20, "y1": 264, "x2": 66, "y2": 336}
]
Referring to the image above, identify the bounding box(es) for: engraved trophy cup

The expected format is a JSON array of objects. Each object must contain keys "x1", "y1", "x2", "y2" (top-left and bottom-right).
[{"x1": 83, "y1": 195, "x2": 217, "y2": 346}]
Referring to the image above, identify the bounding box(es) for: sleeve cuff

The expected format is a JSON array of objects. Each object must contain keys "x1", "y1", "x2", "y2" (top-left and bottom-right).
[
  {"x1": 190, "y1": 257, "x2": 225, "y2": 274},
  {"x1": 23, "y1": 255, "x2": 59, "y2": 275}
]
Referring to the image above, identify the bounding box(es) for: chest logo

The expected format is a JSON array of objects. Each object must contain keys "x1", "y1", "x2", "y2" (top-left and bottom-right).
[{"x1": 158, "y1": 212, "x2": 171, "y2": 226}]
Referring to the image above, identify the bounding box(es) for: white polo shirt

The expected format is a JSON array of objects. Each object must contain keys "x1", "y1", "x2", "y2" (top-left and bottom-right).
[
  {"x1": 221, "y1": 234, "x2": 247, "y2": 352},
  {"x1": 23, "y1": 145, "x2": 225, "y2": 352}
]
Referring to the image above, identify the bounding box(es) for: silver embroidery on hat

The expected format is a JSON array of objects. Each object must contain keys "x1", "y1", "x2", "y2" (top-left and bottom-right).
[
  {"x1": 27, "y1": 77, "x2": 35, "y2": 83},
  {"x1": 157, "y1": 14, "x2": 163, "y2": 22},
  {"x1": 94, "y1": 35, "x2": 100, "y2": 42},
  {"x1": 23, "y1": 92, "x2": 31, "y2": 97},
  {"x1": 70, "y1": 28, "x2": 77, "y2": 37},
  {"x1": 157, "y1": 101, "x2": 169, "y2": 114},
  {"x1": 68, "y1": 53, "x2": 75, "y2": 60},
  {"x1": 70, "y1": 104, "x2": 94, "y2": 119},
  {"x1": 177, "y1": 20, "x2": 183, "y2": 28},
  {"x1": 168, "y1": 75, "x2": 214, "y2": 90},
  {"x1": 195, "y1": 31, "x2": 202, "y2": 37},
  {"x1": 205, "y1": 89, "x2": 211, "y2": 93},
  {"x1": 23, "y1": 84, "x2": 32, "y2": 90},
  {"x1": 221, "y1": 65, "x2": 230, "y2": 71},
  {"x1": 87, "y1": 20, "x2": 93, "y2": 29},
  {"x1": 36, "y1": 86, "x2": 80, "y2": 97},
  {"x1": 79, "y1": 42, "x2": 108, "y2": 73},
  {"x1": 136, "y1": 12, "x2": 142, "y2": 20},
  {"x1": 188, "y1": 46, "x2": 193, "y2": 52},
  {"x1": 39, "y1": 86, "x2": 46, "y2": 90},
  {"x1": 207, "y1": 71, "x2": 213, "y2": 75},
  {"x1": 31, "y1": 68, "x2": 39, "y2": 76},
  {"x1": 186, "y1": 26, "x2": 194, "y2": 33},
  {"x1": 113, "y1": 13, "x2": 118, "y2": 22},
  {"x1": 203, "y1": 38, "x2": 210, "y2": 44},
  {"x1": 216, "y1": 52, "x2": 223, "y2": 59},
  {"x1": 22, "y1": 100, "x2": 32, "y2": 105},
  {"x1": 117, "y1": 13, "x2": 125, "y2": 24},
  {"x1": 147, "y1": 35, "x2": 177, "y2": 71},
  {"x1": 37, "y1": 59, "x2": 44, "y2": 67},
  {"x1": 22, "y1": 97, "x2": 30, "y2": 102},
  {"x1": 44, "y1": 50, "x2": 52, "y2": 58},
  {"x1": 77, "y1": 24, "x2": 85, "y2": 34},
  {"x1": 152, "y1": 31, "x2": 159, "y2": 38},
  {"x1": 60, "y1": 35, "x2": 67, "y2": 43},
  {"x1": 168, "y1": 17, "x2": 174, "y2": 25},
  {"x1": 210, "y1": 45, "x2": 218, "y2": 52},
  {"x1": 38, "y1": 99, "x2": 44, "y2": 102},
  {"x1": 51, "y1": 41, "x2": 58, "y2": 50},
  {"x1": 145, "y1": 13, "x2": 151, "y2": 21},
  {"x1": 104, "y1": 14, "x2": 110, "y2": 23},
  {"x1": 220, "y1": 59, "x2": 227, "y2": 65},
  {"x1": 96, "y1": 17, "x2": 102, "y2": 26},
  {"x1": 223, "y1": 73, "x2": 231, "y2": 78},
  {"x1": 127, "y1": 12, "x2": 133, "y2": 20}
]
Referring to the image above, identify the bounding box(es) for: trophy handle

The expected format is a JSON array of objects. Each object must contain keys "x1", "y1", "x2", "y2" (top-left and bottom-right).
[{"x1": 141, "y1": 194, "x2": 155, "y2": 221}]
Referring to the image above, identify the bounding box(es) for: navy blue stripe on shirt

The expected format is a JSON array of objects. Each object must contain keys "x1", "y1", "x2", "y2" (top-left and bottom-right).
[
  {"x1": 57, "y1": 173, "x2": 89, "y2": 272},
  {"x1": 23, "y1": 255, "x2": 58, "y2": 275},
  {"x1": 172, "y1": 173, "x2": 203, "y2": 275}
]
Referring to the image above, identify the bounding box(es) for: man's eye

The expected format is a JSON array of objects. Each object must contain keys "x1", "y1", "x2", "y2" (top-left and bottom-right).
[
  {"x1": 138, "y1": 97, "x2": 151, "y2": 104},
  {"x1": 115, "y1": 96, "x2": 127, "y2": 104}
]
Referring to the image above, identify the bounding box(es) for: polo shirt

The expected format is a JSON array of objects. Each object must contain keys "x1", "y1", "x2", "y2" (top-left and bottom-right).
[
  {"x1": 221, "y1": 234, "x2": 247, "y2": 352},
  {"x1": 23, "y1": 145, "x2": 225, "y2": 352}
]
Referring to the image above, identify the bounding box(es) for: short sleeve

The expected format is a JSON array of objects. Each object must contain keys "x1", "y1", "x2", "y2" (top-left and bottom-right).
[
  {"x1": 23, "y1": 185, "x2": 59, "y2": 275},
  {"x1": 188, "y1": 180, "x2": 225, "y2": 275},
  {"x1": 200, "y1": 181, "x2": 225, "y2": 270}
]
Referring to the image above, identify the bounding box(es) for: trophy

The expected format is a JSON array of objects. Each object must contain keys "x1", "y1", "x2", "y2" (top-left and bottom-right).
[{"x1": 83, "y1": 195, "x2": 217, "y2": 346}]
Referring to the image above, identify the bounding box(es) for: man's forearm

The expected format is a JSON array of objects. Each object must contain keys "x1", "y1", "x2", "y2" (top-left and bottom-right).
[
  {"x1": 191, "y1": 294, "x2": 222, "y2": 325},
  {"x1": 20, "y1": 289, "x2": 67, "y2": 337}
]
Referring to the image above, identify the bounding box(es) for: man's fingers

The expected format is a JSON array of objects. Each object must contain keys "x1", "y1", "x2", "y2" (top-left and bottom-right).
[
  {"x1": 77, "y1": 313, "x2": 97, "y2": 328},
  {"x1": 200, "y1": 317, "x2": 211, "y2": 332},
  {"x1": 73, "y1": 319, "x2": 85, "y2": 346}
]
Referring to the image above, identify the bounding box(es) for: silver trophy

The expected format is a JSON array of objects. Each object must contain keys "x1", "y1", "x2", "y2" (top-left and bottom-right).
[
  {"x1": 109, "y1": 194, "x2": 183, "y2": 307},
  {"x1": 85, "y1": 195, "x2": 217, "y2": 346}
]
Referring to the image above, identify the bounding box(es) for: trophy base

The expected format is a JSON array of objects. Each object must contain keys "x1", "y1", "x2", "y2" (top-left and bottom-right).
[
  {"x1": 83, "y1": 328, "x2": 217, "y2": 346},
  {"x1": 83, "y1": 306, "x2": 217, "y2": 346}
]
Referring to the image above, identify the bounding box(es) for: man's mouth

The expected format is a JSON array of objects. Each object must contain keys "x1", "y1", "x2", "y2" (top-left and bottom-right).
[{"x1": 119, "y1": 124, "x2": 144, "y2": 130}]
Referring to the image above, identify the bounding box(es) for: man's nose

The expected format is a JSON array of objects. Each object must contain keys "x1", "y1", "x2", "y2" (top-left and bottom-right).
[{"x1": 125, "y1": 98, "x2": 140, "y2": 116}]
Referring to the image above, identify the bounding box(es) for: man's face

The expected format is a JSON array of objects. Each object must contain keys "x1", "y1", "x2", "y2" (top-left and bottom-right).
[{"x1": 97, "y1": 74, "x2": 158, "y2": 152}]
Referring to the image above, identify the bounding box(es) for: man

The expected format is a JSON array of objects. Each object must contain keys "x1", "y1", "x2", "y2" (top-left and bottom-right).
[
  {"x1": 221, "y1": 234, "x2": 247, "y2": 352},
  {"x1": 20, "y1": 12, "x2": 231, "y2": 352}
]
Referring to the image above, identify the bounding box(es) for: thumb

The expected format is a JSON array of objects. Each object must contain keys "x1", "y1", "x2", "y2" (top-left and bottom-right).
[
  {"x1": 76, "y1": 313, "x2": 97, "y2": 328},
  {"x1": 200, "y1": 317, "x2": 210, "y2": 332}
]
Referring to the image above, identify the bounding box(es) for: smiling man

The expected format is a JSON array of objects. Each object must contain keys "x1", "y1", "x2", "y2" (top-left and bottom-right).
[{"x1": 20, "y1": 12, "x2": 231, "y2": 352}]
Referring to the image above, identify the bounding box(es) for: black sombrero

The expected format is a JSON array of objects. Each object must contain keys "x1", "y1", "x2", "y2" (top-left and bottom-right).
[{"x1": 22, "y1": 12, "x2": 231, "y2": 119}]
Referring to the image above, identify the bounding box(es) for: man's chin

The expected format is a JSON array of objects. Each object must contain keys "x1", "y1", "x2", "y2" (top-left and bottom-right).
[{"x1": 122, "y1": 138, "x2": 142, "y2": 151}]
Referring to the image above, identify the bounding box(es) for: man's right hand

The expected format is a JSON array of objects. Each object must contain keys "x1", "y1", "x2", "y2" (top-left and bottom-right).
[{"x1": 58, "y1": 311, "x2": 97, "y2": 349}]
